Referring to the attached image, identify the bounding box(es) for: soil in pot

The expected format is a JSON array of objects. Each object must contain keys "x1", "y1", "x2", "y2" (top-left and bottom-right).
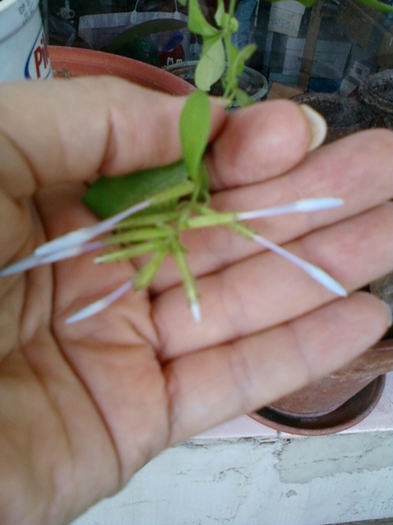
[
  {"x1": 291, "y1": 92, "x2": 371, "y2": 144},
  {"x1": 164, "y1": 60, "x2": 269, "y2": 104},
  {"x1": 359, "y1": 69, "x2": 393, "y2": 129}
]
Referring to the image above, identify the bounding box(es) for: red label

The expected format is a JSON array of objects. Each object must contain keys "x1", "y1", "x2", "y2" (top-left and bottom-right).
[
  {"x1": 33, "y1": 33, "x2": 49, "y2": 78},
  {"x1": 25, "y1": 25, "x2": 51, "y2": 80}
]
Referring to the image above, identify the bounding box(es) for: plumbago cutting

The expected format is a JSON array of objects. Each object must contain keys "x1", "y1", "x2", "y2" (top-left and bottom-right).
[
  {"x1": 10, "y1": 0, "x2": 393, "y2": 323},
  {"x1": 3, "y1": 0, "x2": 389, "y2": 323}
]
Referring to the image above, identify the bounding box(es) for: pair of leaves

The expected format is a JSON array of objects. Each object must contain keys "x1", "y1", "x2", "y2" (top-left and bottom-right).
[
  {"x1": 187, "y1": 0, "x2": 226, "y2": 91},
  {"x1": 186, "y1": 0, "x2": 256, "y2": 105}
]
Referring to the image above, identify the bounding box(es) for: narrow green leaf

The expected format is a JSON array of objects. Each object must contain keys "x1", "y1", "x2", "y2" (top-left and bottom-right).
[
  {"x1": 236, "y1": 43, "x2": 258, "y2": 65},
  {"x1": 104, "y1": 19, "x2": 187, "y2": 53},
  {"x1": 104, "y1": 227, "x2": 171, "y2": 245},
  {"x1": 195, "y1": 37, "x2": 226, "y2": 91},
  {"x1": 235, "y1": 88, "x2": 254, "y2": 108},
  {"x1": 226, "y1": 40, "x2": 238, "y2": 65},
  {"x1": 188, "y1": 0, "x2": 219, "y2": 37},
  {"x1": 356, "y1": 0, "x2": 393, "y2": 13},
  {"x1": 116, "y1": 210, "x2": 181, "y2": 229},
  {"x1": 214, "y1": 0, "x2": 226, "y2": 25},
  {"x1": 179, "y1": 91, "x2": 211, "y2": 181},
  {"x1": 134, "y1": 247, "x2": 169, "y2": 290},
  {"x1": 149, "y1": 181, "x2": 195, "y2": 206},
  {"x1": 96, "y1": 241, "x2": 157, "y2": 264}
]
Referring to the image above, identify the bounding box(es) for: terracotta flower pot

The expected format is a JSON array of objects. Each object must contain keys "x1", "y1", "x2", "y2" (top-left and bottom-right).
[
  {"x1": 250, "y1": 340, "x2": 393, "y2": 435},
  {"x1": 48, "y1": 46, "x2": 194, "y2": 96}
]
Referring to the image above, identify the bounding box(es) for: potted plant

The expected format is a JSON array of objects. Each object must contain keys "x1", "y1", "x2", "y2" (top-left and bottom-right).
[{"x1": 164, "y1": 59, "x2": 269, "y2": 104}]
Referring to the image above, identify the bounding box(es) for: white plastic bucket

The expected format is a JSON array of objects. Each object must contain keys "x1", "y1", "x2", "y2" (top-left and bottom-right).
[{"x1": 0, "y1": 0, "x2": 52, "y2": 82}]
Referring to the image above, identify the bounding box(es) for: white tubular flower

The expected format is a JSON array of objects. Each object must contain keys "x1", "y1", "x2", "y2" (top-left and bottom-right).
[
  {"x1": 250, "y1": 233, "x2": 347, "y2": 297},
  {"x1": 66, "y1": 281, "x2": 133, "y2": 324},
  {"x1": 0, "y1": 194, "x2": 347, "y2": 323}
]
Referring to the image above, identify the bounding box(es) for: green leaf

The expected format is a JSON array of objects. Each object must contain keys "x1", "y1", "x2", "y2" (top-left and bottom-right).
[
  {"x1": 234, "y1": 88, "x2": 254, "y2": 108},
  {"x1": 214, "y1": 0, "x2": 226, "y2": 25},
  {"x1": 236, "y1": 43, "x2": 258, "y2": 65},
  {"x1": 104, "y1": 19, "x2": 187, "y2": 53},
  {"x1": 293, "y1": 0, "x2": 318, "y2": 6},
  {"x1": 224, "y1": 42, "x2": 239, "y2": 74},
  {"x1": 195, "y1": 37, "x2": 226, "y2": 91},
  {"x1": 83, "y1": 161, "x2": 189, "y2": 219},
  {"x1": 179, "y1": 91, "x2": 211, "y2": 181},
  {"x1": 226, "y1": 43, "x2": 257, "y2": 80},
  {"x1": 188, "y1": 0, "x2": 219, "y2": 37},
  {"x1": 134, "y1": 247, "x2": 169, "y2": 290},
  {"x1": 356, "y1": 0, "x2": 393, "y2": 13}
]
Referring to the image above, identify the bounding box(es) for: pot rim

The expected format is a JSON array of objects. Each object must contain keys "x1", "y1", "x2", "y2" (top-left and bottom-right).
[{"x1": 48, "y1": 45, "x2": 195, "y2": 96}]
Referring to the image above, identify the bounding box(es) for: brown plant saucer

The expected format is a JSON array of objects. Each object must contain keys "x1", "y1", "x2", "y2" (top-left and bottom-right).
[{"x1": 249, "y1": 375, "x2": 386, "y2": 436}]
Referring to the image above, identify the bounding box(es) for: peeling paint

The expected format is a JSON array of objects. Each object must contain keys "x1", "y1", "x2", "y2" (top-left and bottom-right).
[
  {"x1": 70, "y1": 420, "x2": 393, "y2": 525},
  {"x1": 275, "y1": 432, "x2": 393, "y2": 484}
]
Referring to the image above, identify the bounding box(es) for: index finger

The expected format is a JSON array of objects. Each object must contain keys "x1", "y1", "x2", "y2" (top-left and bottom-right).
[
  {"x1": 0, "y1": 76, "x2": 223, "y2": 200},
  {"x1": 207, "y1": 99, "x2": 315, "y2": 190}
]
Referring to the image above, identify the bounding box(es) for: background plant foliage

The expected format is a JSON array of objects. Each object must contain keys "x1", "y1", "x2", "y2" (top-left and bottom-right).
[{"x1": 179, "y1": 0, "x2": 393, "y2": 103}]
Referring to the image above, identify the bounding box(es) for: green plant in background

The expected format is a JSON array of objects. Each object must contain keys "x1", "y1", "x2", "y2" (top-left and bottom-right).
[
  {"x1": 185, "y1": 0, "x2": 393, "y2": 101},
  {"x1": 184, "y1": 0, "x2": 258, "y2": 106},
  {"x1": 2, "y1": 0, "x2": 392, "y2": 321}
]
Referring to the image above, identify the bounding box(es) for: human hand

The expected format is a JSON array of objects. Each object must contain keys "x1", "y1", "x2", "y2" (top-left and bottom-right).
[{"x1": 0, "y1": 77, "x2": 392, "y2": 525}]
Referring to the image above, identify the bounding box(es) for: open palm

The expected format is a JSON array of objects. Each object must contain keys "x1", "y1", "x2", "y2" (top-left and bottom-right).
[{"x1": 0, "y1": 78, "x2": 392, "y2": 525}]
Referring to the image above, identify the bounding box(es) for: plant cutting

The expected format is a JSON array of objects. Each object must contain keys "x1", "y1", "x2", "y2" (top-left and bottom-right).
[{"x1": 1, "y1": 0, "x2": 392, "y2": 323}]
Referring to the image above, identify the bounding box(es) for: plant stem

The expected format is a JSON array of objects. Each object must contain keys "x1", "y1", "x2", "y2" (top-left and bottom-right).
[{"x1": 228, "y1": 0, "x2": 237, "y2": 18}]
